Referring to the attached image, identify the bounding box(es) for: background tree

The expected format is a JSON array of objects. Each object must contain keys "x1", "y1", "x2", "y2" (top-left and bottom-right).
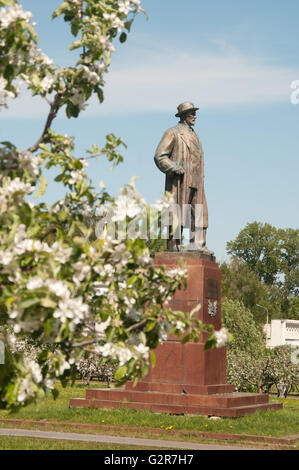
[
  {"x1": 222, "y1": 298, "x2": 299, "y2": 394},
  {"x1": 222, "y1": 298, "x2": 265, "y2": 356},
  {"x1": 226, "y1": 222, "x2": 299, "y2": 318},
  {"x1": 278, "y1": 228, "x2": 299, "y2": 313},
  {"x1": 220, "y1": 257, "x2": 282, "y2": 323},
  {"x1": 226, "y1": 222, "x2": 281, "y2": 284}
]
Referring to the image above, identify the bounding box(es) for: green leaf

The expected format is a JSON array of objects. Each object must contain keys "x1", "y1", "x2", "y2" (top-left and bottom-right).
[
  {"x1": 20, "y1": 296, "x2": 40, "y2": 309},
  {"x1": 19, "y1": 203, "x2": 32, "y2": 226},
  {"x1": 71, "y1": 21, "x2": 80, "y2": 37},
  {"x1": 124, "y1": 19, "x2": 134, "y2": 32},
  {"x1": 141, "y1": 362, "x2": 149, "y2": 379},
  {"x1": 27, "y1": 24, "x2": 38, "y2": 43},
  {"x1": 119, "y1": 32, "x2": 127, "y2": 43},
  {"x1": 51, "y1": 388, "x2": 59, "y2": 400},
  {"x1": 66, "y1": 102, "x2": 79, "y2": 118},
  {"x1": 0, "y1": 141, "x2": 17, "y2": 150},
  {"x1": 38, "y1": 350, "x2": 49, "y2": 363},
  {"x1": 146, "y1": 321, "x2": 155, "y2": 332},
  {"x1": 204, "y1": 338, "x2": 217, "y2": 350},
  {"x1": 4, "y1": 64, "x2": 14, "y2": 80},
  {"x1": 0, "y1": 1, "x2": 16, "y2": 6},
  {"x1": 150, "y1": 350, "x2": 156, "y2": 368},
  {"x1": 127, "y1": 275, "x2": 137, "y2": 286},
  {"x1": 190, "y1": 303, "x2": 201, "y2": 316},
  {"x1": 97, "y1": 88, "x2": 104, "y2": 103},
  {"x1": 181, "y1": 333, "x2": 191, "y2": 344},
  {"x1": 132, "y1": 376, "x2": 138, "y2": 388},
  {"x1": 114, "y1": 365, "x2": 127, "y2": 381},
  {"x1": 69, "y1": 40, "x2": 83, "y2": 51},
  {"x1": 40, "y1": 297, "x2": 57, "y2": 309},
  {"x1": 34, "y1": 176, "x2": 47, "y2": 199},
  {"x1": 5, "y1": 381, "x2": 19, "y2": 404},
  {"x1": 58, "y1": 210, "x2": 68, "y2": 221},
  {"x1": 43, "y1": 318, "x2": 54, "y2": 338},
  {"x1": 52, "y1": 2, "x2": 70, "y2": 19}
]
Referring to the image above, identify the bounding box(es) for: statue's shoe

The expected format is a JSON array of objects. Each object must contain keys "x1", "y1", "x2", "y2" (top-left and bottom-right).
[
  {"x1": 183, "y1": 243, "x2": 215, "y2": 256},
  {"x1": 199, "y1": 245, "x2": 214, "y2": 256}
]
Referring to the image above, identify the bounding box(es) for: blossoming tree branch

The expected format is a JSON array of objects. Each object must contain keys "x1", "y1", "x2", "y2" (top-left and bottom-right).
[{"x1": 0, "y1": 0, "x2": 228, "y2": 409}]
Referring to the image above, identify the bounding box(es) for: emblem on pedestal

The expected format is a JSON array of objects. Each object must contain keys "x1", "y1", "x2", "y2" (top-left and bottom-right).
[{"x1": 208, "y1": 299, "x2": 218, "y2": 317}]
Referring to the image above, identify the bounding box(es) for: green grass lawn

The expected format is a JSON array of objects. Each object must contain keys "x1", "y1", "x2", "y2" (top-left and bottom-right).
[
  {"x1": 0, "y1": 382, "x2": 298, "y2": 440},
  {"x1": 0, "y1": 435, "x2": 162, "y2": 451}
]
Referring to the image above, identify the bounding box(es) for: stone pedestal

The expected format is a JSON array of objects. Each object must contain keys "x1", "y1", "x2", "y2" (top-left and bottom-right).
[
  {"x1": 70, "y1": 252, "x2": 282, "y2": 417},
  {"x1": 141, "y1": 252, "x2": 231, "y2": 394}
]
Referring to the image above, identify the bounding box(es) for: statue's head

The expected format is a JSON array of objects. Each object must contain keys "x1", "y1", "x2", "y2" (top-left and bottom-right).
[{"x1": 175, "y1": 102, "x2": 199, "y2": 127}]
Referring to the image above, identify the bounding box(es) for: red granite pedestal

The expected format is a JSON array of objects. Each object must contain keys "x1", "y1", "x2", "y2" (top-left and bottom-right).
[{"x1": 70, "y1": 252, "x2": 282, "y2": 417}]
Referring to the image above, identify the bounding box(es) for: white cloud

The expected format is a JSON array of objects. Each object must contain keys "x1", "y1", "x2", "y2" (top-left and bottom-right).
[
  {"x1": 1, "y1": 42, "x2": 298, "y2": 119},
  {"x1": 93, "y1": 47, "x2": 299, "y2": 115},
  {"x1": 1, "y1": 87, "x2": 50, "y2": 119}
]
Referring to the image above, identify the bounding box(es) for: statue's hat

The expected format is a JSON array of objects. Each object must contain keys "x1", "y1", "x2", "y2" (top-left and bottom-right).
[{"x1": 175, "y1": 101, "x2": 199, "y2": 117}]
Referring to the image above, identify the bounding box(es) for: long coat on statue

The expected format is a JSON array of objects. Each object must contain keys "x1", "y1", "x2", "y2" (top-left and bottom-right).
[{"x1": 154, "y1": 122, "x2": 208, "y2": 229}]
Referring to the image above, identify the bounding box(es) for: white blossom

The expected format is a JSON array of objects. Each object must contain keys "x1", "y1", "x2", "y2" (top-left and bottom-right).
[
  {"x1": 73, "y1": 261, "x2": 91, "y2": 285},
  {"x1": 69, "y1": 169, "x2": 85, "y2": 184},
  {"x1": 17, "y1": 377, "x2": 31, "y2": 402},
  {"x1": 95, "y1": 317, "x2": 111, "y2": 335},
  {"x1": 46, "y1": 280, "x2": 71, "y2": 300},
  {"x1": 215, "y1": 328, "x2": 229, "y2": 348},
  {"x1": 36, "y1": 52, "x2": 53, "y2": 66},
  {"x1": 51, "y1": 242, "x2": 72, "y2": 264},
  {"x1": 14, "y1": 238, "x2": 33, "y2": 255},
  {"x1": 56, "y1": 357, "x2": 71, "y2": 376},
  {"x1": 28, "y1": 360, "x2": 43, "y2": 383},
  {"x1": 27, "y1": 276, "x2": 44, "y2": 290},
  {"x1": 82, "y1": 65, "x2": 100, "y2": 85},
  {"x1": 103, "y1": 12, "x2": 117, "y2": 21},
  {"x1": 112, "y1": 17, "x2": 124, "y2": 32},
  {"x1": 14, "y1": 238, "x2": 52, "y2": 256},
  {"x1": 152, "y1": 192, "x2": 174, "y2": 212},
  {"x1": 131, "y1": 0, "x2": 141, "y2": 11},
  {"x1": 18, "y1": 151, "x2": 41, "y2": 178},
  {"x1": 118, "y1": 1, "x2": 132, "y2": 15},
  {"x1": 175, "y1": 321, "x2": 185, "y2": 331},
  {"x1": 96, "y1": 342, "x2": 114, "y2": 357},
  {"x1": 134, "y1": 343, "x2": 149, "y2": 359},
  {"x1": 0, "y1": 77, "x2": 15, "y2": 107},
  {"x1": 137, "y1": 252, "x2": 153, "y2": 265},
  {"x1": 53, "y1": 296, "x2": 89, "y2": 329},
  {"x1": 79, "y1": 158, "x2": 89, "y2": 168},
  {"x1": 40, "y1": 73, "x2": 55, "y2": 92},
  {"x1": 13, "y1": 324, "x2": 21, "y2": 334},
  {"x1": 69, "y1": 88, "x2": 87, "y2": 111},
  {"x1": 0, "y1": 176, "x2": 34, "y2": 197},
  {"x1": 167, "y1": 267, "x2": 187, "y2": 278},
  {"x1": 9, "y1": 309, "x2": 18, "y2": 319},
  {"x1": 0, "y1": 250, "x2": 13, "y2": 266},
  {"x1": 0, "y1": 5, "x2": 32, "y2": 29},
  {"x1": 116, "y1": 346, "x2": 132, "y2": 365},
  {"x1": 112, "y1": 195, "x2": 141, "y2": 221}
]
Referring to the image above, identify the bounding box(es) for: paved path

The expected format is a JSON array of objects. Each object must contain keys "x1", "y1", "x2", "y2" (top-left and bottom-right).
[{"x1": 0, "y1": 427, "x2": 257, "y2": 450}]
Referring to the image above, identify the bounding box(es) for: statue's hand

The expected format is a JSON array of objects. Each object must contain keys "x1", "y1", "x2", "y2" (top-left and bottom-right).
[{"x1": 173, "y1": 164, "x2": 185, "y2": 175}]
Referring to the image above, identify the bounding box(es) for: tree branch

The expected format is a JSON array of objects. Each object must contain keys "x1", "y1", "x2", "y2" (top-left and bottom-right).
[
  {"x1": 27, "y1": 91, "x2": 64, "y2": 153},
  {"x1": 126, "y1": 318, "x2": 147, "y2": 333}
]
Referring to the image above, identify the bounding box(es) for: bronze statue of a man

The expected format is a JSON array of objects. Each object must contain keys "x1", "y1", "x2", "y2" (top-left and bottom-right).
[{"x1": 154, "y1": 102, "x2": 209, "y2": 252}]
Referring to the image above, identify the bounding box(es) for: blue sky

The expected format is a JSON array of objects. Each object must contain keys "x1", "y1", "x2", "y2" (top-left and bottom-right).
[{"x1": 1, "y1": 0, "x2": 299, "y2": 262}]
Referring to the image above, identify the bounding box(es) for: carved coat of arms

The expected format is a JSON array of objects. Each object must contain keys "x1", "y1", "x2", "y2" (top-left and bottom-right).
[{"x1": 208, "y1": 300, "x2": 218, "y2": 317}]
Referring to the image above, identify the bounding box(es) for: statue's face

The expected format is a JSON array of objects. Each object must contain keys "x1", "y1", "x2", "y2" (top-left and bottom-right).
[{"x1": 183, "y1": 110, "x2": 197, "y2": 127}]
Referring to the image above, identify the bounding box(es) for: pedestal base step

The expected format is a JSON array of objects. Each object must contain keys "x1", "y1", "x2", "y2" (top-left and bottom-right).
[
  {"x1": 69, "y1": 388, "x2": 283, "y2": 418},
  {"x1": 125, "y1": 382, "x2": 234, "y2": 395}
]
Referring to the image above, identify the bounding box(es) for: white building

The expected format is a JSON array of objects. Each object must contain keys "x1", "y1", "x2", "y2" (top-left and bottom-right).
[{"x1": 264, "y1": 319, "x2": 299, "y2": 349}]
